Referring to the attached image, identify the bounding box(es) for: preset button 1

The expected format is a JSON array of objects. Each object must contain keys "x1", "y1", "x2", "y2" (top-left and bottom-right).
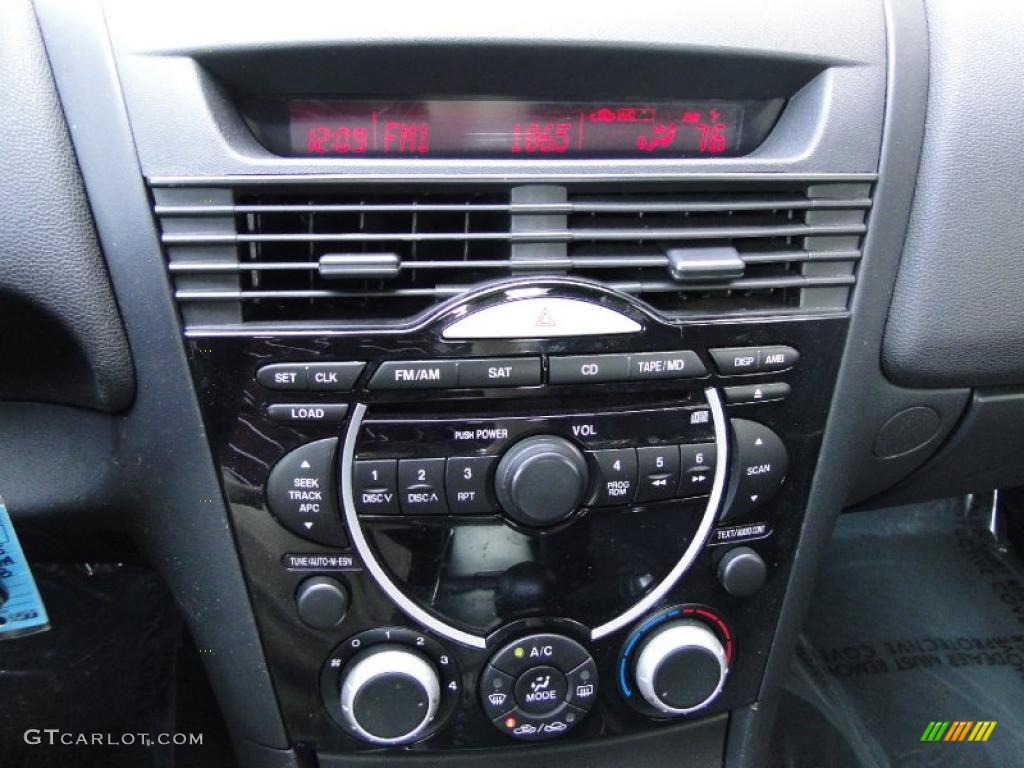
[{"x1": 352, "y1": 459, "x2": 400, "y2": 515}]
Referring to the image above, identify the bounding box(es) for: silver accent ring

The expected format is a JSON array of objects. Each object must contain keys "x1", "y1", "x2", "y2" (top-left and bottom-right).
[{"x1": 340, "y1": 387, "x2": 728, "y2": 649}]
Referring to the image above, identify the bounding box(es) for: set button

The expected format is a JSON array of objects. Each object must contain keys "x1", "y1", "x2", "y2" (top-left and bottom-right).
[{"x1": 709, "y1": 346, "x2": 799, "y2": 375}]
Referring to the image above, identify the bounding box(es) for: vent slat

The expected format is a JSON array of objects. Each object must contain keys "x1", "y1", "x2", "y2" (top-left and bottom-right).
[
  {"x1": 175, "y1": 274, "x2": 857, "y2": 302},
  {"x1": 154, "y1": 196, "x2": 871, "y2": 217},
  {"x1": 155, "y1": 180, "x2": 870, "y2": 325},
  {"x1": 162, "y1": 222, "x2": 866, "y2": 246},
  {"x1": 167, "y1": 249, "x2": 862, "y2": 274}
]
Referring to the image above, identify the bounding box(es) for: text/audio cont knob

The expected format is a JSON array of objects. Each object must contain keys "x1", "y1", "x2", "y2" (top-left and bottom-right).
[
  {"x1": 634, "y1": 620, "x2": 728, "y2": 715},
  {"x1": 339, "y1": 644, "x2": 441, "y2": 746},
  {"x1": 495, "y1": 436, "x2": 589, "y2": 527}
]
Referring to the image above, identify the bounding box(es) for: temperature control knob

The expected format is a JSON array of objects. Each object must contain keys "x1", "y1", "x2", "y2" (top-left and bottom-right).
[
  {"x1": 495, "y1": 436, "x2": 589, "y2": 527},
  {"x1": 634, "y1": 620, "x2": 728, "y2": 715},
  {"x1": 339, "y1": 644, "x2": 441, "y2": 746}
]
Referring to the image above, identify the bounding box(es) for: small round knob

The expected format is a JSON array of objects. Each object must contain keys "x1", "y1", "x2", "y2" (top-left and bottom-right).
[
  {"x1": 295, "y1": 576, "x2": 349, "y2": 630},
  {"x1": 717, "y1": 547, "x2": 767, "y2": 597},
  {"x1": 495, "y1": 435, "x2": 589, "y2": 527},
  {"x1": 634, "y1": 620, "x2": 728, "y2": 715},
  {"x1": 340, "y1": 645, "x2": 441, "y2": 745}
]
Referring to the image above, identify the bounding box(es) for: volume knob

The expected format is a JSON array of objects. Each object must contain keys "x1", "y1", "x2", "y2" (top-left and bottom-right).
[
  {"x1": 339, "y1": 645, "x2": 441, "y2": 745},
  {"x1": 634, "y1": 620, "x2": 728, "y2": 715},
  {"x1": 495, "y1": 435, "x2": 589, "y2": 527}
]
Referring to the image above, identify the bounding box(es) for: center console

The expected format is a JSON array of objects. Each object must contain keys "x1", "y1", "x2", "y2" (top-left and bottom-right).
[{"x1": 185, "y1": 273, "x2": 846, "y2": 752}]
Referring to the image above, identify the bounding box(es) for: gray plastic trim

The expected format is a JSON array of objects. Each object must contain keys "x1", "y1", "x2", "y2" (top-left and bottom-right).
[{"x1": 31, "y1": 0, "x2": 293, "y2": 755}]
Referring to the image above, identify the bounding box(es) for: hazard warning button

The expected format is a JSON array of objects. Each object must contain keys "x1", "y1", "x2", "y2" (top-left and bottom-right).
[{"x1": 441, "y1": 297, "x2": 642, "y2": 339}]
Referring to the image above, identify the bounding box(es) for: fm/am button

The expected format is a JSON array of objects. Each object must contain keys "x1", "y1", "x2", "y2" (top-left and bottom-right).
[{"x1": 368, "y1": 360, "x2": 458, "y2": 390}]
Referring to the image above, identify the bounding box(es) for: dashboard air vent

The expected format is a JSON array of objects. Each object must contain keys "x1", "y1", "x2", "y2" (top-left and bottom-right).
[{"x1": 152, "y1": 179, "x2": 870, "y2": 327}]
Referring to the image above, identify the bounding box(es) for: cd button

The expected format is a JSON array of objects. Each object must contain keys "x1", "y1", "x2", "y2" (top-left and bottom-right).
[
  {"x1": 352, "y1": 459, "x2": 400, "y2": 515},
  {"x1": 549, "y1": 354, "x2": 630, "y2": 385},
  {"x1": 398, "y1": 458, "x2": 449, "y2": 515},
  {"x1": 586, "y1": 448, "x2": 638, "y2": 506}
]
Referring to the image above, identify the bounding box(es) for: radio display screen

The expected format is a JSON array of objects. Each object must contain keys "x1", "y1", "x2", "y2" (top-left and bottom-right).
[{"x1": 280, "y1": 99, "x2": 783, "y2": 159}]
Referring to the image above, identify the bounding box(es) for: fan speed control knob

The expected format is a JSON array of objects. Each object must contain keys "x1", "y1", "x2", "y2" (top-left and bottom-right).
[
  {"x1": 634, "y1": 620, "x2": 728, "y2": 715},
  {"x1": 339, "y1": 644, "x2": 441, "y2": 746}
]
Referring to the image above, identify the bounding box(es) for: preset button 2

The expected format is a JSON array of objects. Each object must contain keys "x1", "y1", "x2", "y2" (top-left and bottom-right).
[{"x1": 398, "y1": 458, "x2": 449, "y2": 515}]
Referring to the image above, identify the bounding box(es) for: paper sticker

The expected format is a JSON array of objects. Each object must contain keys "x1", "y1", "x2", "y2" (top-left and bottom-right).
[{"x1": 0, "y1": 496, "x2": 50, "y2": 639}]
